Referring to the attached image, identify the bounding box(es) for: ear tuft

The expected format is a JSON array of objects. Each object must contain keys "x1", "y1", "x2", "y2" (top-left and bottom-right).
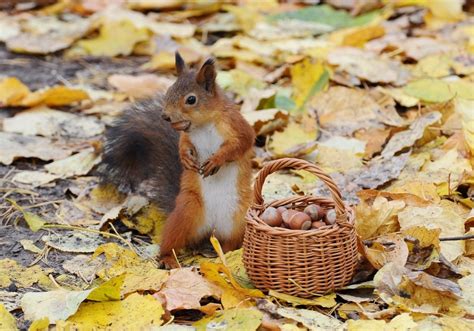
[
  {"x1": 175, "y1": 51, "x2": 186, "y2": 75},
  {"x1": 196, "y1": 57, "x2": 217, "y2": 93}
]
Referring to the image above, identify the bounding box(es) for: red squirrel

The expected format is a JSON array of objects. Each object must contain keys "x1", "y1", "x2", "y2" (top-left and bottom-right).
[{"x1": 101, "y1": 53, "x2": 255, "y2": 267}]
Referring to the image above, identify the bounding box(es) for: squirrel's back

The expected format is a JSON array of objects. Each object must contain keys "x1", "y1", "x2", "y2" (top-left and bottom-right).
[{"x1": 99, "y1": 97, "x2": 182, "y2": 213}]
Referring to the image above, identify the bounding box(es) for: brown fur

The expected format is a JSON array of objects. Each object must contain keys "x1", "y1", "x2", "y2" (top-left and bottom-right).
[{"x1": 101, "y1": 53, "x2": 255, "y2": 268}]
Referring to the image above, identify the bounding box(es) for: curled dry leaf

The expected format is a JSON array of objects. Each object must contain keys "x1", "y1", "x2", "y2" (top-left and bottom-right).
[
  {"x1": 156, "y1": 268, "x2": 222, "y2": 311},
  {"x1": 108, "y1": 74, "x2": 173, "y2": 98},
  {"x1": 363, "y1": 233, "x2": 409, "y2": 270}
]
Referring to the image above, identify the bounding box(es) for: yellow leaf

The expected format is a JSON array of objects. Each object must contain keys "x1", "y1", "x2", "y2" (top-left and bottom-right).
[
  {"x1": 87, "y1": 274, "x2": 125, "y2": 301},
  {"x1": 341, "y1": 25, "x2": 385, "y2": 47},
  {"x1": 355, "y1": 196, "x2": 405, "y2": 240},
  {"x1": 269, "y1": 290, "x2": 337, "y2": 308},
  {"x1": 77, "y1": 20, "x2": 149, "y2": 56},
  {"x1": 28, "y1": 317, "x2": 49, "y2": 331},
  {"x1": 20, "y1": 86, "x2": 89, "y2": 107},
  {"x1": 66, "y1": 293, "x2": 164, "y2": 329},
  {"x1": 200, "y1": 262, "x2": 264, "y2": 309},
  {"x1": 398, "y1": 201, "x2": 466, "y2": 261},
  {"x1": 268, "y1": 122, "x2": 317, "y2": 157},
  {"x1": 404, "y1": 79, "x2": 455, "y2": 103},
  {"x1": 6, "y1": 199, "x2": 46, "y2": 232},
  {"x1": 363, "y1": 233, "x2": 409, "y2": 269},
  {"x1": 413, "y1": 54, "x2": 452, "y2": 78},
  {"x1": 347, "y1": 313, "x2": 417, "y2": 330},
  {"x1": 0, "y1": 259, "x2": 52, "y2": 289},
  {"x1": 0, "y1": 77, "x2": 30, "y2": 106},
  {"x1": 194, "y1": 308, "x2": 263, "y2": 331},
  {"x1": 291, "y1": 58, "x2": 328, "y2": 112},
  {"x1": 0, "y1": 304, "x2": 17, "y2": 331},
  {"x1": 456, "y1": 98, "x2": 474, "y2": 154},
  {"x1": 92, "y1": 243, "x2": 166, "y2": 285}
]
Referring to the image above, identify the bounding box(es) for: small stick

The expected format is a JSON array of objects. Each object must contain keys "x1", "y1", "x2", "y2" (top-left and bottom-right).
[{"x1": 440, "y1": 234, "x2": 474, "y2": 241}]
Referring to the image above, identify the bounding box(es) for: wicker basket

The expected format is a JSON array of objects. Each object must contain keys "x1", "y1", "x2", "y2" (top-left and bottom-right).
[{"x1": 243, "y1": 158, "x2": 358, "y2": 297}]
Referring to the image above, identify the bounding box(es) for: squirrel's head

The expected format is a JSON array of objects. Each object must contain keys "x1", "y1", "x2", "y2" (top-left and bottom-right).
[{"x1": 162, "y1": 52, "x2": 220, "y2": 131}]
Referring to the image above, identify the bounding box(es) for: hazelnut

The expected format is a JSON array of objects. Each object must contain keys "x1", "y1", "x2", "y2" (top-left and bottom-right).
[
  {"x1": 311, "y1": 221, "x2": 326, "y2": 229},
  {"x1": 324, "y1": 209, "x2": 337, "y2": 225},
  {"x1": 261, "y1": 207, "x2": 282, "y2": 227},
  {"x1": 276, "y1": 206, "x2": 287, "y2": 215},
  {"x1": 281, "y1": 209, "x2": 298, "y2": 225},
  {"x1": 288, "y1": 212, "x2": 312, "y2": 230},
  {"x1": 304, "y1": 204, "x2": 324, "y2": 221}
]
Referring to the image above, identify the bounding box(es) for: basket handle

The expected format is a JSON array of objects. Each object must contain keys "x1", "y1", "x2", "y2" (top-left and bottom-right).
[{"x1": 253, "y1": 158, "x2": 348, "y2": 225}]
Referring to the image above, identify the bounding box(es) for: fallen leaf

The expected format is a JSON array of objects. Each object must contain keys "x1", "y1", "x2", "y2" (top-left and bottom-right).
[
  {"x1": 7, "y1": 199, "x2": 46, "y2": 232},
  {"x1": 269, "y1": 291, "x2": 337, "y2": 308},
  {"x1": 242, "y1": 108, "x2": 289, "y2": 136},
  {"x1": 381, "y1": 112, "x2": 441, "y2": 159},
  {"x1": 290, "y1": 58, "x2": 329, "y2": 112},
  {"x1": 458, "y1": 274, "x2": 474, "y2": 315},
  {"x1": 0, "y1": 132, "x2": 72, "y2": 165},
  {"x1": 346, "y1": 313, "x2": 417, "y2": 331},
  {"x1": 0, "y1": 77, "x2": 30, "y2": 105},
  {"x1": 268, "y1": 121, "x2": 317, "y2": 157},
  {"x1": 108, "y1": 74, "x2": 173, "y2": 98},
  {"x1": 6, "y1": 15, "x2": 92, "y2": 54},
  {"x1": 355, "y1": 196, "x2": 405, "y2": 240},
  {"x1": 77, "y1": 20, "x2": 149, "y2": 56},
  {"x1": 42, "y1": 232, "x2": 107, "y2": 253},
  {"x1": 313, "y1": 86, "x2": 403, "y2": 136},
  {"x1": 87, "y1": 274, "x2": 125, "y2": 301},
  {"x1": 19, "y1": 240, "x2": 43, "y2": 254},
  {"x1": 0, "y1": 304, "x2": 17, "y2": 331},
  {"x1": 21, "y1": 289, "x2": 92, "y2": 323},
  {"x1": 403, "y1": 79, "x2": 455, "y2": 103},
  {"x1": 156, "y1": 268, "x2": 221, "y2": 311},
  {"x1": 65, "y1": 293, "x2": 164, "y2": 329},
  {"x1": 398, "y1": 201, "x2": 466, "y2": 261},
  {"x1": 455, "y1": 98, "x2": 474, "y2": 154},
  {"x1": 194, "y1": 308, "x2": 263, "y2": 331},
  {"x1": 328, "y1": 47, "x2": 410, "y2": 85},
  {"x1": 200, "y1": 261, "x2": 264, "y2": 309},
  {"x1": 12, "y1": 171, "x2": 60, "y2": 187},
  {"x1": 45, "y1": 148, "x2": 101, "y2": 178},
  {"x1": 277, "y1": 307, "x2": 343, "y2": 331},
  {"x1": 3, "y1": 107, "x2": 104, "y2": 139},
  {"x1": 363, "y1": 233, "x2": 409, "y2": 269},
  {"x1": 0, "y1": 259, "x2": 52, "y2": 289}
]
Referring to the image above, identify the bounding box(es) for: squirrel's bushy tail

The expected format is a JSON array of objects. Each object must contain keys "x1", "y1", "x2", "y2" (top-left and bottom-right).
[{"x1": 99, "y1": 97, "x2": 182, "y2": 214}]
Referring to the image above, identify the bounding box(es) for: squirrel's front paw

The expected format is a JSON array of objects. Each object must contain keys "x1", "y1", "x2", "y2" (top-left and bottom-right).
[
  {"x1": 180, "y1": 147, "x2": 199, "y2": 172},
  {"x1": 200, "y1": 156, "x2": 222, "y2": 177}
]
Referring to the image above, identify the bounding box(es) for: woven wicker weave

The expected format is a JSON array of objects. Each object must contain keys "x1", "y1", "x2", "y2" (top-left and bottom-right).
[{"x1": 243, "y1": 158, "x2": 358, "y2": 297}]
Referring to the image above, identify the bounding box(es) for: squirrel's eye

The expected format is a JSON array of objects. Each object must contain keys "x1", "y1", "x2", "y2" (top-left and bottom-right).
[{"x1": 185, "y1": 95, "x2": 197, "y2": 105}]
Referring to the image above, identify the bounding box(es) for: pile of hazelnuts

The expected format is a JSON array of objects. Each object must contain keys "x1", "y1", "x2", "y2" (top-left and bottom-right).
[{"x1": 260, "y1": 204, "x2": 337, "y2": 230}]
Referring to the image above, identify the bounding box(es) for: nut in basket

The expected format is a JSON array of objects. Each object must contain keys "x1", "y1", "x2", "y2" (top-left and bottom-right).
[{"x1": 242, "y1": 158, "x2": 358, "y2": 297}]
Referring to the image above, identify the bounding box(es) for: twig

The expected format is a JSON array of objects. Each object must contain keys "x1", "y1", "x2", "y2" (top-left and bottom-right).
[
  {"x1": 171, "y1": 248, "x2": 182, "y2": 269},
  {"x1": 440, "y1": 234, "x2": 474, "y2": 241}
]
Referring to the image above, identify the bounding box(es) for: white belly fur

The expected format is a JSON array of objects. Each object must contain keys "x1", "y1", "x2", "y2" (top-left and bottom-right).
[{"x1": 189, "y1": 123, "x2": 239, "y2": 239}]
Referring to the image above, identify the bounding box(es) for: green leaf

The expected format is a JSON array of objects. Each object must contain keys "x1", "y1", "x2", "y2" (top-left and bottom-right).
[
  {"x1": 270, "y1": 5, "x2": 380, "y2": 29},
  {"x1": 7, "y1": 199, "x2": 45, "y2": 232}
]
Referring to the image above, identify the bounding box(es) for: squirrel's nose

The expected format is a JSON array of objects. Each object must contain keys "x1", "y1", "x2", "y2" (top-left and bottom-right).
[{"x1": 161, "y1": 113, "x2": 171, "y2": 122}]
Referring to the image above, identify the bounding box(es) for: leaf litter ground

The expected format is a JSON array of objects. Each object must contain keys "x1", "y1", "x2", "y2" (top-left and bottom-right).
[{"x1": 0, "y1": 1, "x2": 474, "y2": 330}]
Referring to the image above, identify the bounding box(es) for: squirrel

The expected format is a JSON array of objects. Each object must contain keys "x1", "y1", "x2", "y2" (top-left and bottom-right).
[{"x1": 100, "y1": 52, "x2": 255, "y2": 267}]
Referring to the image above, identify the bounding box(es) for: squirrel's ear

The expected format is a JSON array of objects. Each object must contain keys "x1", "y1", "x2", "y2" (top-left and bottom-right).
[
  {"x1": 196, "y1": 58, "x2": 216, "y2": 93},
  {"x1": 175, "y1": 51, "x2": 186, "y2": 75}
]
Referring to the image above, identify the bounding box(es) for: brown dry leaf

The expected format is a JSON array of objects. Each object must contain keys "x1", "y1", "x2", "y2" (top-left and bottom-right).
[
  {"x1": 313, "y1": 86, "x2": 403, "y2": 136},
  {"x1": 381, "y1": 112, "x2": 442, "y2": 159},
  {"x1": 355, "y1": 196, "x2": 405, "y2": 240},
  {"x1": 398, "y1": 201, "x2": 466, "y2": 261},
  {"x1": 242, "y1": 108, "x2": 289, "y2": 136},
  {"x1": 363, "y1": 233, "x2": 409, "y2": 270},
  {"x1": 354, "y1": 128, "x2": 391, "y2": 158},
  {"x1": 108, "y1": 74, "x2": 173, "y2": 98},
  {"x1": 327, "y1": 47, "x2": 410, "y2": 85},
  {"x1": 156, "y1": 268, "x2": 221, "y2": 311}
]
